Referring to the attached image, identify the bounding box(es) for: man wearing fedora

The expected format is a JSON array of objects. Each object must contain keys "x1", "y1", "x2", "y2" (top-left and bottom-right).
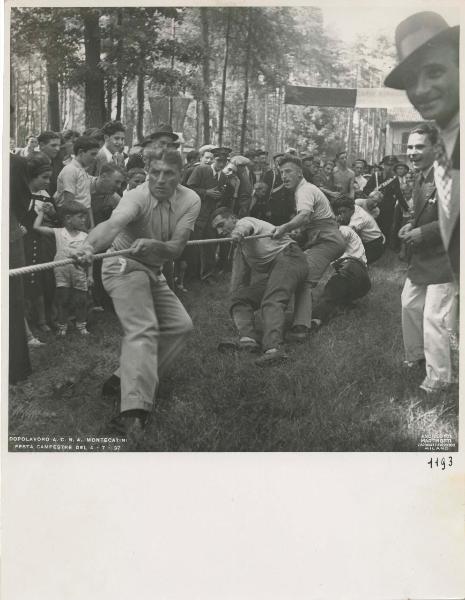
[{"x1": 385, "y1": 11, "x2": 460, "y2": 282}]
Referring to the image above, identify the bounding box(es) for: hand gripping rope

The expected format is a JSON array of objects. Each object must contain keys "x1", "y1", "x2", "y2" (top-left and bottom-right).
[{"x1": 9, "y1": 233, "x2": 273, "y2": 278}]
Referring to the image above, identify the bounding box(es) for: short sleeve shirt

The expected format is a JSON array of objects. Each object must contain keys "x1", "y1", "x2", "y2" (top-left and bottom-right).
[
  {"x1": 55, "y1": 158, "x2": 94, "y2": 209},
  {"x1": 55, "y1": 158, "x2": 93, "y2": 208},
  {"x1": 234, "y1": 217, "x2": 293, "y2": 273},
  {"x1": 294, "y1": 178, "x2": 334, "y2": 221},
  {"x1": 339, "y1": 225, "x2": 367, "y2": 264},
  {"x1": 349, "y1": 205, "x2": 384, "y2": 242},
  {"x1": 109, "y1": 181, "x2": 201, "y2": 254}
]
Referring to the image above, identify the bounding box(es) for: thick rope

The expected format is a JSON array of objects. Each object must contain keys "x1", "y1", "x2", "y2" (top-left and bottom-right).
[{"x1": 9, "y1": 233, "x2": 273, "y2": 278}]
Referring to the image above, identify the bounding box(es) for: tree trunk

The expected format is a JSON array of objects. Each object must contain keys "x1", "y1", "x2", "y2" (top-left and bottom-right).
[
  {"x1": 239, "y1": 13, "x2": 252, "y2": 154},
  {"x1": 45, "y1": 56, "x2": 60, "y2": 131},
  {"x1": 200, "y1": 7, "x2": 210, "y2": 144},
  {"x1": 115, "y1": 8, "x2": 124, "y2": 121},
  {"x1": 218, "y1": 9, "x2": 231, "y2": 146},
  {"x1": 136, "y1": 67, "x2": 145, "y2": 141},
  {"x1": 82, "y1": 8, "x2": 105, "y2": 128},
  {"x1": 105, "y1": 79, "x2": 113, "y2": 121}
]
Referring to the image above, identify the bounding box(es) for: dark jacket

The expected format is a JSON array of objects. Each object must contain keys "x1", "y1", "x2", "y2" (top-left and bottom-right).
[
  {"x1": 186, "y1": 164, "x2": 232, "y2": 230},
  {"x1": 407, "y1": 167, "x2": 453, "y2": 285}
]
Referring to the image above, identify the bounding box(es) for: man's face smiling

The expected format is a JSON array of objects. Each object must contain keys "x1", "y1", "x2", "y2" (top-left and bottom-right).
[
  {"x1": 105, "y1": 131, "x2": 125, "y2": 154},
  {"x1": 407, "y1": 132, "x2": 435, "y2": 172},
  {"x1": 404, "y1": 42, "x2": 459, "y2": 128},
  {"x1": 148, "y1": 159, "x2": 180, "y2": 201}
]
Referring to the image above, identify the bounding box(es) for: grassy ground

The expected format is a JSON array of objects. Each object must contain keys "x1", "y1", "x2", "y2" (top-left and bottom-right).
[{"x1": 9, "y1": 250, "x2": 458, "y2": 452}]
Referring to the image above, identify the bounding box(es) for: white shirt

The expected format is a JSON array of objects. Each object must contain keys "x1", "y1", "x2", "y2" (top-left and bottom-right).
[
  {"x1": 233, "y1": 217, "x2": 293, "y2": 272},
  {"x1": 294, "y1": 178, "x2": 334, "y2": 221},
  {"x1": 354, "y1": 175, "x2": 367, "y2": 192},
  {"x1": 339, "y1": 225, "x2": 367, "y2": 265},
  {"x1": 349, "y1": 205, "x2": 384, "y2": 243}
]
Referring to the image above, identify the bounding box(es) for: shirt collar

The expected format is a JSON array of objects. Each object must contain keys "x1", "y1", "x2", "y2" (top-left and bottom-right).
[
  {"x1": 71, "y1": 157, "x2": 85, "y2": 170},
  {"x1": 148, "y1": 182, "x2": 178, "y2": 211},
  {"x1": 102, "y1": 145, "x2": 114, "y2": 161}
]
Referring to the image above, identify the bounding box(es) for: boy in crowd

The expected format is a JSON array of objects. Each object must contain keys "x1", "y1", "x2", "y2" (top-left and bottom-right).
[
  {"x1": 333, "y1": 196, "x2": 385, "y2": 264},
  {"x1": 124, "y1": 167, "x2": 146, "y2": 194},
  {"x1": 311, "y1": 225, "x2": 371, "y2": 328},
  {"x1": 34, "y1": 200, "x2": 92, "y2": 337},
  {"x1": 211, "y1": 207, "x2": 309, "y2": 365},
  {"x1": 95, "y1": 120, "x2": 126, "y2": 174},
  {"x1": 54, "y1": 136, "x2": 100, "y2": 228}
]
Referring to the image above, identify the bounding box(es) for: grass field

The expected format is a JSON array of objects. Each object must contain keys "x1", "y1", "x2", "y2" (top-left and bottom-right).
[{"x1": 9, "y1": 250, "x2": 459, "y2": 452}]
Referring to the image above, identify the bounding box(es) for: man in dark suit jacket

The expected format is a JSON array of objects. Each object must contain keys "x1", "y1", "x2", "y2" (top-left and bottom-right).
[
  {"x1": 385, "y1": 11, "x2": 459, "y2": 282},
  {"x1": 186, "y1": 147, "x2": 233, "y2": 278},
  {"x1": 364, "y1": 155, "x2": 401, "y2": 244},
  {"x1": 399, "y1": 124, "x2": 457, "y2": 393}
]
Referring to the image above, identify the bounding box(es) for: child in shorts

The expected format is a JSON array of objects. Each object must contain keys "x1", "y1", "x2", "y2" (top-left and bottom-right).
[{"x1": 34, "y1": 199, "x2": 92, "y2": 336}]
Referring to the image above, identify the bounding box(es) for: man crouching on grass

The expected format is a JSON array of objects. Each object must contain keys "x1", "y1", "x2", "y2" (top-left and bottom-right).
[
  {"x1": 70, "y1": 149, "x2": 200, "y2": 445},
  {"x1": 211, "y1": 207, "x2": 309, "y2": 366}
]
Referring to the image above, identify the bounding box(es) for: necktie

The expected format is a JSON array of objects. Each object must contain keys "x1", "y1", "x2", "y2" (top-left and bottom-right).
[{"x1": 433, "y1": 137, "x2": 452, "y2": 218}]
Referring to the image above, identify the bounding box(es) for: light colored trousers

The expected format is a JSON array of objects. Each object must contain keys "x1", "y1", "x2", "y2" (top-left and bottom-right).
[
  {"x1": 401, "y1": 277, "x2": 458, "y2": 386},
  {"x1": 102, "y1": 258, "x2": 193, "y2": 413}
]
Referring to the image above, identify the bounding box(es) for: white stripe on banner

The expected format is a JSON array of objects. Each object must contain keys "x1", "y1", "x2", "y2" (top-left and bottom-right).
[{"x1": 355, "y1": 88, "x2": 412, "y2": 109}]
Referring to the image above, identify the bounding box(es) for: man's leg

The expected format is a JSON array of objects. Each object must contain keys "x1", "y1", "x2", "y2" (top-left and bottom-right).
[
  {"x1": 104, "y1": 270, "x2": 160, "y2": 413},
  {"x1": 151, "y1": 279, "x2": 194, "y2": 380},
  {"x1": 363, "y1": 237, "x2": 385, "y2": 264},
  {"x1": 261, "y1": 245, "x2": 308, "y2": 350},
  {"x1": 230, "y1": 278, "x2": 267, "y2": 343},
  {"x1": 422, "y1": 282, "x2": 458, "y2": 388},
  {"x1": 293, "y1": 239, "x2": 344, "y2": 328},
  {"x1": 312, "y1": 260, "x2": 371, "y2": 324},
  {"x1": 401, "y1": 277, "x2": 426, "y2": 362}
]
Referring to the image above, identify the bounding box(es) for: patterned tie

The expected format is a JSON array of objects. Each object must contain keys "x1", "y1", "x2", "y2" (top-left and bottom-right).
[{"x1": 433, "y1": 137, "x2": 452, "y2": 218}]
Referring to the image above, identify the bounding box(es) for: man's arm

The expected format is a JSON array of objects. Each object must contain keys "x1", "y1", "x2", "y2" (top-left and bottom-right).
[
  {"x1": 272, "y1": 211, "x2": 311, "y2": 238},
  {"x1": 130, "y1": 228, "x2": 191, "y2": 266},
  {"x1": 73, "y1": 208, "x2": 136, "y2": 260}
]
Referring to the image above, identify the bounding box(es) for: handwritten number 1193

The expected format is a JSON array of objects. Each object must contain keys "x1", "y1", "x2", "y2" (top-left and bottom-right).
[{"x1": 428, "y1": 457, "x2": 453, "y2": 469}]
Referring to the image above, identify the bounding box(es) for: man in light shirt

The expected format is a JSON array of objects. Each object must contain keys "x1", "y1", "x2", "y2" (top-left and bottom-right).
[
  {"x1": 54, "y1": 136, "x2": 100, "y2": 228},
  {"x1": 71, "y1": 150, "x2": 200, "y2": 444},
  {"x1": 211, "y1": 207, "x2": 308, "y2": 365},
  {"x1": 353, "y1": 159, "x2": 368, "y2": 197},
  {"x1": 272, "y1": 154, "x2": 345, "y2": 341},
  {"x1": 333, "y1": 196, "x2": 385, "y2": 264}
]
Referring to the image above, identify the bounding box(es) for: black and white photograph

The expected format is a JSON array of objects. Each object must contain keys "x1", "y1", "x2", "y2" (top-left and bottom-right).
[
  {"x1": 6, "y1": 2, "x2": 460, "y2": 453},
  {"x1": 3, "y1": 2, "x2": 465, "y2": 600}
]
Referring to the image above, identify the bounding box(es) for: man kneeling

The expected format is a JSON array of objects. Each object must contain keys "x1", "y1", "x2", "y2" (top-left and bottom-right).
[
  {"x1": 311, "y1": 225, "x2": 371, "y2": 327},
  {"x1": 211, "y1": 208, "x2": 309, "y2": 366}
]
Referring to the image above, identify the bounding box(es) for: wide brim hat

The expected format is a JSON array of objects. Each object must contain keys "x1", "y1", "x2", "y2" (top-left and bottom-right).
[
  {"x1": 385, "y1": 11, "x2": 459, "y2": 90},
  {"x1": 150, "y1": 123, "x2": 179, "y2": 142},
  {"x1": 273, "y1": 152, "x2": 285, "y2": 161},
  {"x1": 212, "y1": 147, "x2": 232, "y2": 158}
]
